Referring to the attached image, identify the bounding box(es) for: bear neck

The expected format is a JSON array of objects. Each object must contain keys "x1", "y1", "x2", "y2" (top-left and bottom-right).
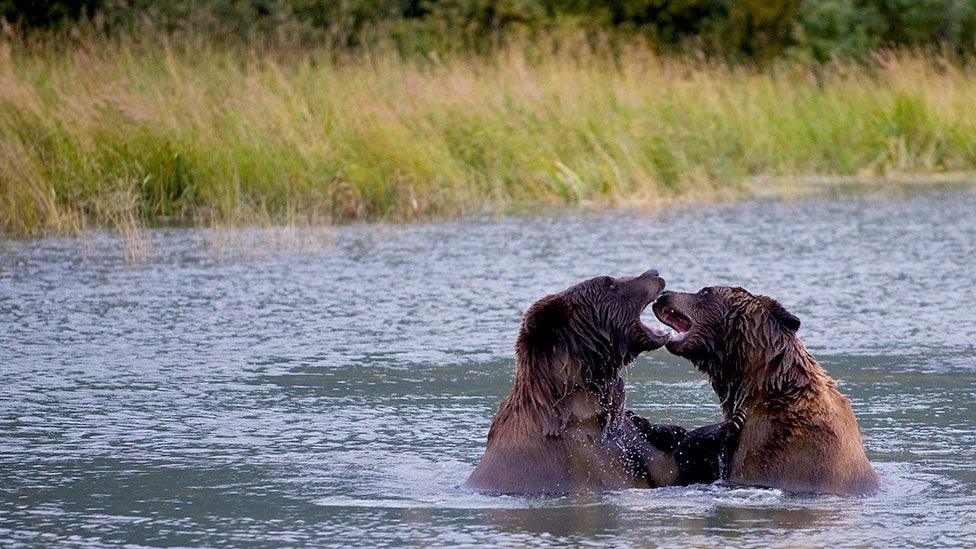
[
  {"x1": 506, "y1": 338, "x2": 628, "y2": 436},
  {"x1": 697, "y1": 333, "x2": 828, "y2": 417},
  {"x1": 693, "y1": 355, "x2": 743, "y2": 418}
]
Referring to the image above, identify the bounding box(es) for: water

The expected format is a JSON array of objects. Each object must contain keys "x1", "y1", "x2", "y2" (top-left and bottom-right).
[{"x1": 1, "y1": 189, "x2": 975, "y2": 547}]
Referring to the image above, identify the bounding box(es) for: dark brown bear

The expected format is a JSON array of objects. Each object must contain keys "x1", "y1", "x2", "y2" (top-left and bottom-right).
[
  {"x1": 654, "y1": 286, "x2": 879, "y2": 495},
  {"x1": 465, "y1": 271, "x2": 678, "y2": 495},
  {"x1": 465, "y1": 271, "x2": 743, "y2": 495}
]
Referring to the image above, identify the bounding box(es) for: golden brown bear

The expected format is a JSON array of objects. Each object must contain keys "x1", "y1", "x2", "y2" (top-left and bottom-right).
[{"x1": 654, "y1": 286, "x2": 879, "y2": 495}]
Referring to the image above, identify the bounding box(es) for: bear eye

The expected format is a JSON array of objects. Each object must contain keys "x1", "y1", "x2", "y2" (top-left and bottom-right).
[{"x1": 700, "y1": 287, "x2": 711, "y2": 295}]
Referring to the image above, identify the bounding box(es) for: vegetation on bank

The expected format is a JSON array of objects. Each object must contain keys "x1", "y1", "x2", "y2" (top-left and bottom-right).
[
  {"x1": 2, "y1": 28, "x2": 976, "y2": 237},
  {"x1": 7, "y1": 0, "x2": 976, "y2": 62}
]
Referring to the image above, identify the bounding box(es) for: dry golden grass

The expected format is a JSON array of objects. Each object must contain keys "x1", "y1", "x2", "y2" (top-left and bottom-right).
[{"x1": 2, "y1": 30, "x2": 976, "y2": 239}]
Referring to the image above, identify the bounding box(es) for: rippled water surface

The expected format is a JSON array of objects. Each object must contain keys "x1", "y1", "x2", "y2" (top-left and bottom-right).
[{"x1": 2, "y1": 190, "x2": 975, "y2": 547}]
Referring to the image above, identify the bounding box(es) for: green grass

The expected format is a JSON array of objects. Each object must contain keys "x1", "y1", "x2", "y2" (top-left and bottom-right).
[{"x1": 3, "y1": 31, "x2": 976, "y2": 238}]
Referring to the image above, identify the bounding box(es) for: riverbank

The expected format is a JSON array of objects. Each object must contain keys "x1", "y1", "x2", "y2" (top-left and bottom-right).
[{"x1": 3, "y1": 32, "x2": 976, "y2": 237}]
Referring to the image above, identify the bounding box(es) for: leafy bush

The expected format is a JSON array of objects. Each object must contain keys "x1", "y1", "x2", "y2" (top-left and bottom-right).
[{"x1": 2, "y1": 1, "x2": 975, "y2": 58}]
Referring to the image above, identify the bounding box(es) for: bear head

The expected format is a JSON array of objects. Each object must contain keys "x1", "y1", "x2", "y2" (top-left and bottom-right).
[
  {"x1": 652, "y1": 286, "x2": 802, "y2": 403},
  {"x1": 517, "y1": 269, "x2": 670, "y2": 384}
]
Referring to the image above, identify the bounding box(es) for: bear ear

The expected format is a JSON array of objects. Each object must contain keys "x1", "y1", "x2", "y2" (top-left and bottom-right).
[
  {"x1": 761, "y1": 296, "x2": 801, "y2": 333},
  {"x1": 521, "y1": 295, "x2": 570, "y2": 347}
]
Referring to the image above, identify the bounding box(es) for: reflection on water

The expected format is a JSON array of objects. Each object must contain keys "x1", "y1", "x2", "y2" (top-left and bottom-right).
[{"x1": 2, "y1": 190, "x2": 975, "y2": 546}]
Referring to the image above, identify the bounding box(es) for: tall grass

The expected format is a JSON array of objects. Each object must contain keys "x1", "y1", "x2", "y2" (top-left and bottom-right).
[{"x1": 2, "y1": 30, "x2": 976, "y2": 237}]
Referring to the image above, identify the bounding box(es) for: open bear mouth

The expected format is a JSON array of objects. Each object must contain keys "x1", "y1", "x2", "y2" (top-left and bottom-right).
[
  {"x1": 653, "y1": 302, "x2": 693, "y2": 341},
  {"x1": 640, "y1": 303, "x2": 673, "y2": 341}
]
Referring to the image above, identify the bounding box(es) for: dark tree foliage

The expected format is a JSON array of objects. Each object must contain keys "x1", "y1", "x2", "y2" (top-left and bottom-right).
[
  {"x1": 0, "y1": 0, "x2": 100, "y2": 27},
  {"x1": 3, "y1": 0, "x2": 975, "y2": 59}
]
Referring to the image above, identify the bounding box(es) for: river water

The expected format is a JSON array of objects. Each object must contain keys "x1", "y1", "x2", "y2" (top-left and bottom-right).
[{"x1": 1, "y1": 189, "x2": 975, "y2": 546}]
